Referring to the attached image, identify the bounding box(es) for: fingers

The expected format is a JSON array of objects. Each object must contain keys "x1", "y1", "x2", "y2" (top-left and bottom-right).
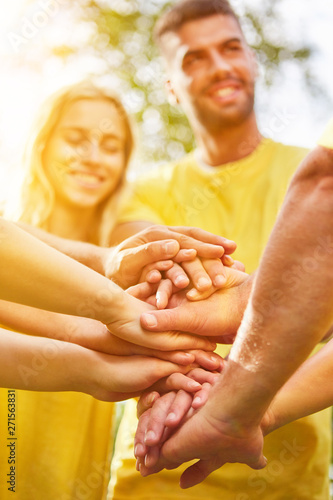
[
  {"x1": 165, "y1": 226, "x2": 237, "y2": 257},
  {"x1": 134, "y1": 347, "x2": 196, "y2": 366},
  {"x1": 221, "y1": 254, "x2": 234, "y2": 267},
  {"x1": 186, "y1": 367, "x2": 221, "y2": 385},
  {"x1": 180, "y1": 458, "x2": 224, "y2": 489},
  {"x1": 164, "y1": 389, "x2": 193, "y2": 428},
  {"x1": 137, "y1": 391, "x2": 160, "y2": 419},
  {"x1": 182, "y1": 259, "x2": 212, "y2": 291},
  {"x1": 164, "y1": 264, "x2": 190, "y2": 289},
  {"x1": 113, "y1": 240, "x2": 180, "y2": 288},
  {"x1": 134, "y1": 407, "x2": 152, "y2": 460},
  {"x1": 141, "y1": 261, "x2": 174, "y2": 283},
  {"x1": 231, "y1": 260, "x2": 246, "y2": 272},
  {"x1": 144, "y1": 391, "x2": 177, "y2": 446},
  {"x1": 156, "y1": 279, "x2": 173, "y2": 309},
  {"x1": 151, "y1": 372, "x2": 202, "y2": 394},
  {"x1": 126, "y1": 282, "x2": 157, "y2": 301},
  {"x1": 250, "y1": 454, "x2": 268, "y2": 470},
  {"x1": 136, "y1": 240, "x2": 180, "y2": 267},
  {"x1": 189, "y1": 350, "x2": 224, "y2": 371},
  {"x1": 191, "y1": 381, "x2": 214, "y2": 409},
  {"x1": 173, "y1": 249, "x2": 197, "y2": 263},
  {"x1": 182, "y1": 257, "x2": 227, "y2": 292},
  {"x1": 186, "y1": 285, "x2": 218, "y2": 301},
  {"x1": 141, "y1": 308, "x2": 184, "y2": 333},
  {"x1": 150, "y1": 330, "x2": 216, "y2": 352}
]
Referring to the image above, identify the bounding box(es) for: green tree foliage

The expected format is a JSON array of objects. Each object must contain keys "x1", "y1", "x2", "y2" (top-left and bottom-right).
[{"x1": 49, "y1": 0, "x2": 319, "y2": 168}]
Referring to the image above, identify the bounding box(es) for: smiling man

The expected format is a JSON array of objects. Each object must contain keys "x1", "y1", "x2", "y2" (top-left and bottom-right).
[{"x1": 108, "y1": 1, "x2": 331, "y2": 499}]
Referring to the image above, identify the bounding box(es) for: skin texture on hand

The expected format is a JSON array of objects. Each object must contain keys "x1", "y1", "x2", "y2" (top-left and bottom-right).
[
  {"x1": 107, "y1": 291, "x2": 217, "y2": 351},
  {"x1": 139, "y1": 269, "x2": 252, "y2": 343},
  {"x1": 137, "y1": 397, "x2": 266, "y2": 488},
  {"x1": 105, "y1": 225, "x2": 237, "y2": 290}
]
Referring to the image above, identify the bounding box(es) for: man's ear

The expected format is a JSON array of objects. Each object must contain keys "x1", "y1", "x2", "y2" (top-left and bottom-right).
[{"x1": 165, "y1": 79, "x2": 180, "y2": 107}]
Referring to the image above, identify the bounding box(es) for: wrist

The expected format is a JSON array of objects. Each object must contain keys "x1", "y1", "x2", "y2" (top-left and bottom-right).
[
  {"x1": 83, "y1": 243, "x2": 108, "y2": 275},
  {"x1": 68, "y1": 344, "x2": 104, "y2": 395},
  {"x1": 205, "y1": 358, "x2": 271, "y2": 430}
]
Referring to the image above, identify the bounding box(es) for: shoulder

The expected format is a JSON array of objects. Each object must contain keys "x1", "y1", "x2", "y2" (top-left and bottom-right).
[
  {"x1": 130, "y1": 153, "x2": 197, "y2": 191},
  {"x1": 265, "y1": 138, "x2": 309, "y2": 161}
]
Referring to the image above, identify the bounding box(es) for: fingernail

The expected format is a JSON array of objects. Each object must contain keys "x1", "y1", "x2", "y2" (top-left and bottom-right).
[
  {"x1": 142, "y1": 313, "x2": 157, "y2": 328},
  {"x1": 214, "y1": 275, "x2": 226, "y2": 287},
  {"x1": 134, "y1": 445, "x2": 139, "y2": 457},
  {"x1": 167, "y1": 412, "x2": 176, "y2": 422},
  {"x1": 184, "y1": 249, "x2": 196, "y2": 257},
  {"x1": 156, "y1": 292, "x2": 162, "y2": 308},
  {"x1": 188, "y1": 380, "x2": 201, "y2": 390},
  {"x1": 145, "y1": 430, "x2": 156, "y2": 443},
  {"x1": 175, "y1": 275, "x2": 189, "y2": 287},
  {"x1": 146, "y1": 392, "x2": 157, "y2": 406},
  {"x1": 223, "y1": 255, "x2": 234, "y2": 265},
  {"x1": 187, "y1": 288, "x2": 199, "y2": 299},
  {"x1": 197, "y1": 277, "x2": 211, "y2": 289},
  {"x1": 193, "y1": 396, "x2": 201, "y2": 406},
  {"x1": 165, "y1": 241, "x2": 178, "y2": 254}
]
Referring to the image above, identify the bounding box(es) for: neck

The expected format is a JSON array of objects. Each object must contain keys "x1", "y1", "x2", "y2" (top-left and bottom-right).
[
  {"x1": 195, "y1": 114, "x2": 262, "y2": 167},
  {"x1": 46, "y1": 202, "x2": 99, "y2": 242}
]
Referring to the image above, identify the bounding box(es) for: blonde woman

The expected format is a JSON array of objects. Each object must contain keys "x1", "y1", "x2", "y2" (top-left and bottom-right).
[
  {"x1": 1, "y1": 82, "x2": 135, "y2": 500},
  {"x1": 5, "y1": 81, "x2": 133, "y2": 244}
]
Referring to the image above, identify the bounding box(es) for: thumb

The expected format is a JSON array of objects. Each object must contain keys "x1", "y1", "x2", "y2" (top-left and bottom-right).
[
  {"x1": 251, "y1": 454, "x2": 267, "y2": 470},
  {"x1": 141, "y1": 308, "x2": 185, "y2": 332},
  {"x1": 133, "y1": 240, "x2": 180, "y2": 268},
  {"x1": 180, "y1": 459, "x2": 222, "y2": 489}
]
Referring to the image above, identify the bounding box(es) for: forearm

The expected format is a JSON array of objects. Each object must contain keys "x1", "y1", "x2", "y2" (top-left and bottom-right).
[
  {"x1": 0, "y1": 327, "x2": 90, "y2": 392},
  {"x1": 15, "y1": 221, "x2": 107, "y2": 275},
  {"x1": 210, "y1": 146, "x2": 333, "y2": 427},
  {"x1": 263, "y1": 340, "x2": 333, "y2": 434},
  {"x1": 0, "y1": 219, "x2": 125, "y2": 324},
  {"x1": 0, "y1": 300, "x2": 108, "y2": 350}
]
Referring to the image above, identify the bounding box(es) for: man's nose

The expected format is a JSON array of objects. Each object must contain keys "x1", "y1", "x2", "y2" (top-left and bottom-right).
[{"x1": 209, "y1": 50, "x2": 232, "y2": 77}]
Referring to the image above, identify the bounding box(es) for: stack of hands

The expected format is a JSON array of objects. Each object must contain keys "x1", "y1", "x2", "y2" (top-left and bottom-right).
[{"x1": 73, "y1": 225, "x2": 247, "y2": 402}]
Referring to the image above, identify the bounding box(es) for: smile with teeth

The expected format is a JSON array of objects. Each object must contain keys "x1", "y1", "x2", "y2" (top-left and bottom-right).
[
  {"x1": 70, "y1": 171, "x2": 105, "y2": 187},
  {"x1": 213, "y1": 87, "x2": 238, "y2": 98}
]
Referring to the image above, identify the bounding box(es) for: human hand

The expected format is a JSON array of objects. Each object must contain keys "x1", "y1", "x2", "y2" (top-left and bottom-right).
[
  {"x1": 139, "y1": 268, "x2": 252, "y2": 343},
  {"x1": 137, "y1": 399, "x2": 266, "y2": 488},
  {"x1": 102, "y1": 225, "x2": 237, "y2": 289},
  {"x1": 106, "y1": 291, "x2": 217, "y2": 351},
  {"x1": 83, "y1": 351, "x2": 200, "y2": 402},
  {"x1": 134, "y1": 369, "x2": 219, "y2": 465},
  {"x1": 145, "y1": 257, "x2": 246, "y2": 309}
]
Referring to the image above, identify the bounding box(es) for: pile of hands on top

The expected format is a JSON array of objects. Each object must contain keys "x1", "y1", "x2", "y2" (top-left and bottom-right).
[{"x1": 103, "y1": 225, "x2": 250, "y2": 485}]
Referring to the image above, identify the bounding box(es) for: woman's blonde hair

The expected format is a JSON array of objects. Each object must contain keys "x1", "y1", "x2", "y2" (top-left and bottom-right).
[{"x1": 5, "y1": 81, "x2": 134, "y2": 245}]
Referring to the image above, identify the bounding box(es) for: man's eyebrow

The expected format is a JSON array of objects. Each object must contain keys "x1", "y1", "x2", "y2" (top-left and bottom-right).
[{"x1": 183, "y1": 36, "x2": 243, "y2": 58}]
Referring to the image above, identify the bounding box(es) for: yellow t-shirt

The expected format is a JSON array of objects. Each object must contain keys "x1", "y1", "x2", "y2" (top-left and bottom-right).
[
  {"x1": 318, "y1": 119, "x2": 333, "y2": 149},
  {"x1": 109, "y1": 138, "x2": 331, "y2": 500},
  {"x1": 0, "y1": 384, "x2": 114, "y2": 499}
]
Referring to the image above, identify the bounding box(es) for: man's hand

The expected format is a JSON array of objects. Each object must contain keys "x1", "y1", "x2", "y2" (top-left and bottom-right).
[
  {"x1": 137, "y1": 396, "x2": 266, "y2": 488},
  {"x1": 106, "y1": 292, "x2": 217, "y2": 351},
  {"x1": 102, "y1": 225, "x2": 237, "y2": 289},
  {"x1": 139, "y1": 269, "x2": 252, "y2": 343}
]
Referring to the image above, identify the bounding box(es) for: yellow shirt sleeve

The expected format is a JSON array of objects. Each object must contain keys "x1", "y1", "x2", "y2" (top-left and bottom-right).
[{"x1": 318, "y1": 119, "x2": 333, "y2": 149}]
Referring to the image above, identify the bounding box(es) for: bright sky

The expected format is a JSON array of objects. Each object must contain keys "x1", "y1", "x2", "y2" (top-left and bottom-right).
[{"x1": 0, "y1": 0, "x2": 332, "y2": 200}]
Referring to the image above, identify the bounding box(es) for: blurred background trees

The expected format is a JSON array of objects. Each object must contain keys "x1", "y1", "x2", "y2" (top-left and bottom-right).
[
  {"x1": 1, "y1": 0, "x2": 331, "y2": 185},
  {"x1": 45, "y1": 0, "x2": 322, "y2": 170}
]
